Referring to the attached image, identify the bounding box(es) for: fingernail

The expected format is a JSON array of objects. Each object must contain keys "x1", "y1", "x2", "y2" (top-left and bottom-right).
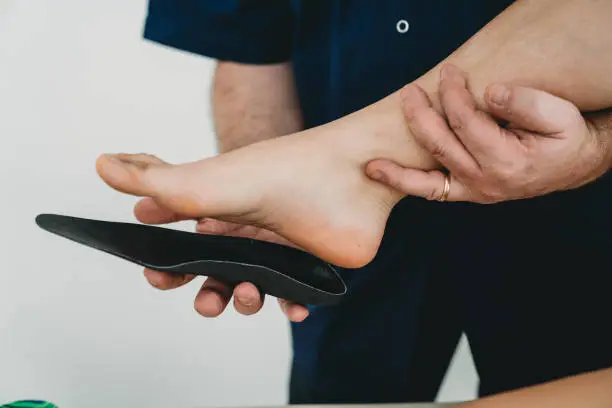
[
  {"x1": 238, "y1": 296, "x2": 253, "y2": 307},
  {"x1": 104, "y1": 153, "x2": 134, "y2": 167},
  {"x1": 103, "y1": 154, "x2": 120, "y2": 163},
  {"x1": 148, "y1": 275, "x2": 162, "y2": 288},
  {"x1": 116, "y1": 155, "x2": 148, "y2": 170},
  {"x1": 369, "y1": 170, "x2": 384, "y2": 181},
  {"x1": 372, "y1": 170, "x2": 390, "y2": 183},
  {"x1": 292, "y1": 308, "x2": 309, "y2": 322},
  {"x1": 489, "y1": 84, "x2": 510, "y2": 106}
]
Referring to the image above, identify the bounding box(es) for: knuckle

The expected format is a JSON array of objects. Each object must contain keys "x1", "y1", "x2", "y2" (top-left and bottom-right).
[
  {"x1": 448, "y1": 107, "x2": 482, "y2": 135},
  {"x1": 486, "y1": 162, "x2": 518, "y2": 185},
  {"x1": 479, "y1": 187, "x2": 505, "y2": 204},
  {"x1": 494, "y1": 168, "x2": 515, "y2": 184},
  {"x1": 447, "y1": 110, "x2": 469, "y2": 132},
  {"x1": 462, "y1": 167, "x2": 482, "y2": 181},
  {"x1": 427, "y1": 140, "x2": 448, "y2": 160}
]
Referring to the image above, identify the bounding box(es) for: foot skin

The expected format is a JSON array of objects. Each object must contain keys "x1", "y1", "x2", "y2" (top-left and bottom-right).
[{"x1": 96, "y1": 130, "x2": 404, "y2": 268}]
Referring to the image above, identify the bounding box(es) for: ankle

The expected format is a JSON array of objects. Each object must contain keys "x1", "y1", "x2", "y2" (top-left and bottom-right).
[{"x1": 310, "y1": 90, "x2": 439, "y2": 170}]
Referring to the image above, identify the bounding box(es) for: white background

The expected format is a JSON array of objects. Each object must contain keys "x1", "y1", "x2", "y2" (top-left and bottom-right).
[{"x1": 0, "y1": 0, "x2": 478, "y2": 406}]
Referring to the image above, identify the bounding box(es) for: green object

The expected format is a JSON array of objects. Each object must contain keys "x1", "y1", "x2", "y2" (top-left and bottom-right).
[{"x1": 0, "y1": 401, "x2": 58, "y2": 408}]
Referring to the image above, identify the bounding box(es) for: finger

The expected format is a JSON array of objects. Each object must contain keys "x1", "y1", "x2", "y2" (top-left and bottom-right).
[
  {"x1": 196, "y1": 219, "x2": 243, "y2": 235},
  {"x1": 485, "y1": 83, "x2": 580, "y2": 135},
  {"x1": 134, "y1": 197, "x2": 193, "y2": 224},
  {"x1": 232, "y1": 282, "x2": 264, "y2": 316},
  {"x1": 144, "y1": 268, "x2": 196, "y2": 290},
  {"x1": 439, "y1": 64, "x2": 512, "y2": 160},
  {"x1": 194, "y1": 277, "x2": 233, "y2": 317},
  {"x1": 278, "y1": 299, "x2": 310, "y2": 323},
  {"x1": 367, "y1": 159, "x2": 470, "y2": 202},
  {"x1": 400, "y1": 83, "x2": 480, "y2": 177}
]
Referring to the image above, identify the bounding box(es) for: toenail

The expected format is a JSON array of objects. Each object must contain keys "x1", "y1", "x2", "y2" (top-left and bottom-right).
[{"x1": 115, "y1": 156, "x2": 149, "y2": 169}]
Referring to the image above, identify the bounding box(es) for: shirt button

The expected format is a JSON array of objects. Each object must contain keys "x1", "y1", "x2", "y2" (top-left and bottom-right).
[{"x1": 396, "y1": 19, "x2": 409, "y2": 34}]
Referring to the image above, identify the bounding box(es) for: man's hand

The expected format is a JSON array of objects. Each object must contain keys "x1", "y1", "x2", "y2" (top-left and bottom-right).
[
  {"x1": 134, "y1": 197, "x2": 309, "y2": 322},
  {"x1": 367, "y1": 64, "x2": 612, "y2": 203}
]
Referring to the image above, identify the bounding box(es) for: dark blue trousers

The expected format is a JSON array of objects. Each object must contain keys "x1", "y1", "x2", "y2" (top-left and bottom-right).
[{"x1": 288, "y1": 171, "x2": 612, "y2": 402}]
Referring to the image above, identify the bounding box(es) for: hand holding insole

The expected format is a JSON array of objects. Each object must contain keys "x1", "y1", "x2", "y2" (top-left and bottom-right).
[{"x1": 35, "y1": 214, "x2": 346, "y2": 306}]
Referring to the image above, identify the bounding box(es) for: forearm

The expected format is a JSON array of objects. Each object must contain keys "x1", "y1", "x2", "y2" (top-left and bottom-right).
[
  {"x1": 212, "y1": 61, "x2": 303, "y2": 153},
  {"x1": 306, "y1": 0, "x2": 612, "y2": 171},
  {"x1": 458, "y1": 368, "x2": 612, "y2": 408},
  {"x1": 419, "y1": 0, "x2": 612, "y2": 112}
]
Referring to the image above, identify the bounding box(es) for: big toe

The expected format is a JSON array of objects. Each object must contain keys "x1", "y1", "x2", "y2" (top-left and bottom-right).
[
  {"x1": 96, "y1": 153, "x2": 217, "y2": 218},
  {"x1": 96, "y1": 153, "x2": 168, "y2": 197}
]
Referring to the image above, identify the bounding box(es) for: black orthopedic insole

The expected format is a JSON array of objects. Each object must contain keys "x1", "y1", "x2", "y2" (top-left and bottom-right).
[{"x1": 35, "y1": 214, "x2": 347, "y2": 305}]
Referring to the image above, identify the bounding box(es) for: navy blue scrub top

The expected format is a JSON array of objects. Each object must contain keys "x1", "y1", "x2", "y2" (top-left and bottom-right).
[{"x1": 143, "y1": 0, "x2": 514, "y2": 129}]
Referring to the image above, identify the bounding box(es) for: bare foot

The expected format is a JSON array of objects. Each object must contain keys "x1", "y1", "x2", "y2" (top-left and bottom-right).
[{"x1": 95, "y1": 96, "x2": 428, "y2": 268}]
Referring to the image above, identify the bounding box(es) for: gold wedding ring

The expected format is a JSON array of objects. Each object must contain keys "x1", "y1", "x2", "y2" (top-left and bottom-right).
[{"x1": 438, "y1": 174, "x2": 451, "y2": 202}]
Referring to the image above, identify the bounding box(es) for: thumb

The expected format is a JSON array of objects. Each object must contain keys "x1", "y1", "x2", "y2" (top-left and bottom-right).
[
  {"x1": 485, "y1": 84, "x2": 580, "y2": 134},
  {"x1": 133, "y1": 197, "x2": 193, "y2": 225},
  {"x1": 366, "y1": 159, "x2": 468, "y2": 201}
]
